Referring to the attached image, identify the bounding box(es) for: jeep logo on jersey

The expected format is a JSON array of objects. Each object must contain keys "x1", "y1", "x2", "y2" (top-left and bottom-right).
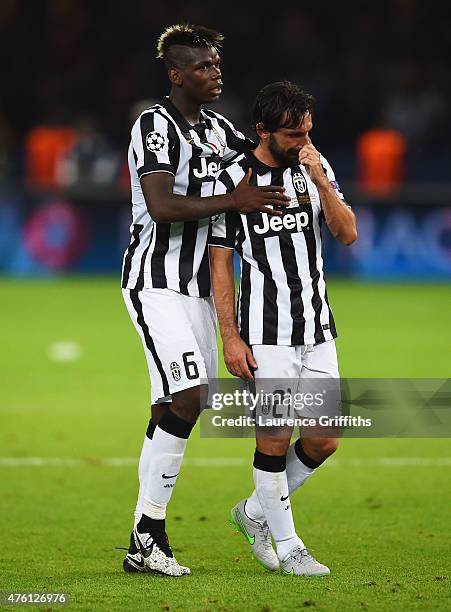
[
  {"x1": 170, "y1": 362, "x2": 181, "y2": 382},
  {"x1": 193, "y1": 157, "x2": 220, "y2": 179},
  {"x1": 293, "y1": 172, "x2": 307, "y2": 193},
  {"x1": 253, "y1": 209, "x2": 310, "y2": 236}
]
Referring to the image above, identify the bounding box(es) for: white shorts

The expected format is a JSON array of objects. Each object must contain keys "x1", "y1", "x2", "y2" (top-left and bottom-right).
[
  {"x1": 251, "y1": 340, "x2": 340, "y2": 422},
  {"x1": 122, "y1": 287, "x2": 218, "y2": 404},
  {"x1": 252, "y1": 340, "x2": 339, "y2": 381}
]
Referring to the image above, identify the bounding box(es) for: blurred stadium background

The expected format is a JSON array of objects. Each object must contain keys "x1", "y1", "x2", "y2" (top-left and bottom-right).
[
  {"x1": 1, "y1": 2, "x2": 450, "y2": 610},
  {"x1": 0, "y1": 0, "x2": 450, "y2": 279}
]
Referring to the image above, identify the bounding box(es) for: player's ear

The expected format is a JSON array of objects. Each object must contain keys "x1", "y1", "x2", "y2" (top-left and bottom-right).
[
  {"x1": 255, "y1": 122, "x2": 269, "y2": 140},
  {"x1": 169, "y1": 67, "x2": 183, "y2": 87}
]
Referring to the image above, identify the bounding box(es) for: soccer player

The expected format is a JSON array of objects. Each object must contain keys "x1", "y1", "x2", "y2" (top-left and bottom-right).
[
  {"x1": 209, "y1": 81, "x2": 357, "y2": 576},
  {"x1": 121, "y1": 26, "x2": 289, "y2": 576}
]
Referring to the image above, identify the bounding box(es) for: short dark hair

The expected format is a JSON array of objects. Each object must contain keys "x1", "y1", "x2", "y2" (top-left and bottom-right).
[
  {"x1": 156, "y1": 24, "x2": 223, "y2": 69},
  {"x1": 252, "y1": 81, "x2": 315, "y2": 132}
]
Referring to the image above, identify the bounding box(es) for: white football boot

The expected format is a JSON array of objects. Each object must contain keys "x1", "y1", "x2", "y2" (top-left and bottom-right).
[
  {"x1": 281, "y1": 546, "x2": 330, "y2": 576},
  {"x1": 230, "y1": 499, "x2": 279, "y2": 571}
]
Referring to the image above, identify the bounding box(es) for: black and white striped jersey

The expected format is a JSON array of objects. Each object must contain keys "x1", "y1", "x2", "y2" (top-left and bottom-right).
[
  {"x1": 210, "y1": 152, "x2": 346, "y2": 346},
  {"x1": 121, "y1": 97, "x2": 248, "y2": 296}
]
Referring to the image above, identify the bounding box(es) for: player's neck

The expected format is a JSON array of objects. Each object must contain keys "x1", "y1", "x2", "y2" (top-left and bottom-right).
[
  {"x1": 168, "y1": 90, "x2": 202, "y2": 125},
  {"x1": 253, "y1": 143, "x2": 281, "y2": 168}
]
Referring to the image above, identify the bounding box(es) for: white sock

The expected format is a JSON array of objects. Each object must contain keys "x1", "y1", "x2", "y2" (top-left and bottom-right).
[
  {"x1": 134, "y1": 435, "x2": 153, "y2": 527},
  {"x1": 142, "y1": 421, "x2": 190, "y2": 511},
  {"x1": 246, "y1": 440, "x2": 317, "y2": 522},
  {"x1": 253, "y1": 455, "x2": 303, "y2": 561}
]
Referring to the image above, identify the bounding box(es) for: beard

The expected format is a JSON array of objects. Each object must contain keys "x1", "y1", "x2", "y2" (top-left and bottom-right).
[{"x1": 268, "y1": 134, "x2": 300, "y2": 167}]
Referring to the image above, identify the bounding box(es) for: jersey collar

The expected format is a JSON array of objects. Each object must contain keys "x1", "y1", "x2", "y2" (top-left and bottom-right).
[
  {"x1": 160, "y1": 97, "x2": 207, "y2": 136},
  {"x1": 248, "y1": 152, "x2": 303, "y2": 179},
  {"x1": 248, "y1": 152, "x2": 282, "y2": 176}
]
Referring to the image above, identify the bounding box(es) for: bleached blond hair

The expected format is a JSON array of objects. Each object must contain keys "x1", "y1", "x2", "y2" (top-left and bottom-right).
[{"x1": 156, "y1": 24, "x2": 223, "y2": 66}]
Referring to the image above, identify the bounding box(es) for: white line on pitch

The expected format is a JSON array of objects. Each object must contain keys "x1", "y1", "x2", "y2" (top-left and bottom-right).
[{"x1": 0, "y1": 457, "x2": 450, "y2": 468}]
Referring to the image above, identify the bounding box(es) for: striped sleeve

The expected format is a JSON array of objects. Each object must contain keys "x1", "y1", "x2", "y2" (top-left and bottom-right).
[
  {"x1": 209, "y1": 211, "x2": 240, "y2": 249},
  {"x1": 209, "y1": 163, "x2": 245, "y2": 249},
  {"x1": 320, "y1": 154, "x2": 346, "y2": 201},
  {"x1": 131, "y1": 111, "x2": 178, "y2": 178}
]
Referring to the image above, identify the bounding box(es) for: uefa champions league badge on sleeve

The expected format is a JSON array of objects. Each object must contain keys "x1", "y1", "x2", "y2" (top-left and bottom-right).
[
  {"x1": 330, "y1": 180, "x2": 340, "y2": 190},
  {"x1": 146, "y1": 131, "x2": 167, "y2": 152}
]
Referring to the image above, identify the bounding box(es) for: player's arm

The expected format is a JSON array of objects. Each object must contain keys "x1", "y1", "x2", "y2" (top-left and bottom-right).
[
  {"x1": 299, "y1": 141, "x2": 357, "y2": 245},
  {"x1": 134, "y1": 111, "x2": 287, "y2": 222},
  {"x1": 209, "y1": 244, "x2": 257, "y2": 380},
  {"x1": 141, "y1": 170, "x2": 288, "y2": 222},
  {"x1": 209, "y1": 174, "x2": 257, "y2": 380}
]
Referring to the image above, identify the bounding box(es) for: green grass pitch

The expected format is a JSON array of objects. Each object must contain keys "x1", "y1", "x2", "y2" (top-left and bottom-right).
[{"x1": 0, "y1": 278, "x2": 450, "y2": 611}]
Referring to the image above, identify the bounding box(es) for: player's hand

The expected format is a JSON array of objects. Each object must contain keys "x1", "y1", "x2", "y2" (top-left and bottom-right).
[
  {"x1": 299, "y1": 139, "x2": 328, "y2": 187},
  {"x1": 223, "y1": 335, "x2": 257, "y2": 380},
  {"x1": 231, "y1": 169, "x2": 289, "y2": 216}
]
